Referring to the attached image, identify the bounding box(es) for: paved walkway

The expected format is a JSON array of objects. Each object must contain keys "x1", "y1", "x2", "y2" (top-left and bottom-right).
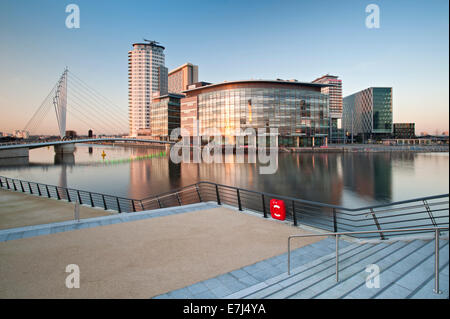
[
  {"x1": 0, "y1": 188, "x2": 114, "y2": 230},
  {"x1": 0, "y1": 203, "x2": 323, "y2": 298},
  {"x1": 153, "y1": 237, "x2": 350, "y2": 299}
]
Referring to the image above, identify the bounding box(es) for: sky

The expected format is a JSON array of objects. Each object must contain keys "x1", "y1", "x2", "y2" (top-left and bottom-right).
[{"x1": 0, "y1": 0, "x2": 448, "y2": 135}]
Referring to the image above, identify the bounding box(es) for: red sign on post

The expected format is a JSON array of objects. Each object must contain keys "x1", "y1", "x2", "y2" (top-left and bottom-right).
[{"x1": 270, "y1": 199, "x2": 286, "y2": 220}]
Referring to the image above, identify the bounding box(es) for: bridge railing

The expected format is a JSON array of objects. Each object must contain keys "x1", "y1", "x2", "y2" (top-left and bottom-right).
[
  {"x1": 0, "y1": 137, "x2": 174, "y2": 149},
  {"x1": 1, "y1": 175, "x2": 448, "y2": 238}
]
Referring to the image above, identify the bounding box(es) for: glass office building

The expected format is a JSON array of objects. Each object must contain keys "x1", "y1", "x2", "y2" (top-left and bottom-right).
[
  {"x1": 343, "y1": 87, "x2": 393, "y2": 141},
  {"x1": 181, "y1": 80, "x2": 330, "y2": 147},
  {"x1": 150, "y1": 93, "x2": 184, "y2": 140},
  {"x1": 393, "y1": 123, "x2": 415, "y2": 138}
]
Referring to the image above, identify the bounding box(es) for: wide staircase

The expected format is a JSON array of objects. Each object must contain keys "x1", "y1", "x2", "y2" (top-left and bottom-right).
[{"x1": 225, "y1": 237, "x2": 449, "y2": 299}]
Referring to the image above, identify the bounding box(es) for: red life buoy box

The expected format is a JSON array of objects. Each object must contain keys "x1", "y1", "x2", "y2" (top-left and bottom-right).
[{"x1": 270, "y1": 199, "x2": 286, "y2": 220}]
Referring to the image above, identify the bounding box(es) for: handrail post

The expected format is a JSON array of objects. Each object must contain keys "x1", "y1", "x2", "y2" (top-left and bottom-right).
[
  {"x1": 56, "y1": 187, "x2": 61, "y2": 200},
  {"x1": 89, "y1": 192, "x2": 94, "y2": 207},
  {"x1": 196, "y1": 185, "x2": 202, "y2": 202},
  {"x1": 424, "y1": 200, "x2": 437, "y2": 227},
  {"x1": 157, "y1": 197, "x2": 162, "y2": 208},
  {"x1": 262, "y1": 194, "x2": 268, "y2": 218},
  {"x1": 336, "y1": 234, "x2": 339, "y2": 282},
  {"x1": 140, "y1": 200, "x2": 145, "y2": 211},
  {"x1": 0, "y1": 177, "x2": 3, "y2": 188},
  {"x1": 288, "y1": 237, "x2": 291, "y2": 276},
  {"x1": 12, "y1": 179, "x2": 17, "y2": 191},
  {"x1": 65, "y1": 188, "x2": 70, "y2": 202},
  {"x1": 292, "y1": 201, "x2": 298, "y2": 226},
  {"x1": 434, "y1": 229, "x2": 441, "y2": 294},
  {"x1": 102, "y1": 194, "x2": 107, "y2": 210},
  {"x1": 237, "y1": 189, "x2": 242, "y2": 211},
  {"x1": 6, "y1": 178, "x2": 10, "y2": 189},
  {"x1": 19, "y1": 180, "x2": 25, "y2": 192},
  {"x1": 28, "y1": 182, "x2": 33, "y2": 194},
  {"x1": 37, "y1": 184, "x2": 42, "y2": 196},
  {"x1": 176, "y1": 192, "x2": 182, "y2": 206},
  {"x1": 77, "y1": 190, "x2": 82, "y2": 205},
  {"x1": 131, "y1": 200, "x2": 136, "y2": 212},
  {"x1": 116, "y1": 197, "x2": 122, "y2": 213},
  {"x1": 370, "y1": 209, "x2": 385, "y2": 240},
  {"x1": 45, "y1": 185, "x2": 50, "y2": 198},
  {"x1": 215, "y1": 184, "x2": 221, "y2": 205},
  {"x1": 333, "y1": 208, "x2": 338, "y2": 232}
]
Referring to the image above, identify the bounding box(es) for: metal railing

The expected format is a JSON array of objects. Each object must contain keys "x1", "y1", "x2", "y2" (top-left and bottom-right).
[
  {"x1": 1, "y1": 175, "x2": 448, "y2": 239},
  {"x1": 0, "y1": 175, "x2": 142, "y2": 213},
  {"x1": 138, "y1": 181, "x2": 449, "y2": 239},
  {"x1": 287, "y1": 227, "x2": 449, "y2": 294}
]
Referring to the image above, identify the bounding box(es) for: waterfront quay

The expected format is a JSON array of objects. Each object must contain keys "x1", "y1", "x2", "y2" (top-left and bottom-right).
[
  {"x1": 0, "y1": 191, "x2": 322, "y2": 298},
  {"x1": 0, "y1": 178, "x2": 448, "y2": 299},
  {"x1": 282, "y1": 144, "x2": 449, "y2": 153}
]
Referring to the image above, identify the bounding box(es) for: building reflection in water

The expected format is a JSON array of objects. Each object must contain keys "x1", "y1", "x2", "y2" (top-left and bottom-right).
[
  {"x1": 181, "y1": 152, "x2": 343, "y2": 206},
  {"x1": 127, "y1": 146, "x2": 401, "y2": 206},
  {"x1": 341, "y1": 152, "x2": 394, "y2": 203},
  {"x1": 3, "y1": 145, "x2": 444, "y2": 209},
  {"x1": 128, "y1": 147, "x2": 182, "y2": 199}
]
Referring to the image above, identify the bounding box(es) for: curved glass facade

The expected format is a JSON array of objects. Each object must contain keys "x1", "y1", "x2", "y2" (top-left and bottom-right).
[{"x1": 196, "y1": 87, "x2": 329, "y2": 146}]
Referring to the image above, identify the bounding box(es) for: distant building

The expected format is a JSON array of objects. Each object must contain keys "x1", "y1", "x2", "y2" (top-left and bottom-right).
[
  {"x1": 393, "y1": 123, "x2": 415, "y2": 139},
  {"x1": 150, "y1": 93, "x2": 184, "y2": 141},
  {"x1": 168, "y1": 63, "x2": 199, "y2": 94},
  {"x1": 14, "y1": 130, "x2": 29, "y2": 139},
  {"x1": 137, "y1": 128, "x2": 152, "y2": 137},
  {"x1": 312, "y1": 75, "x2": 344, "y2": 143},
  {"x1": 65, "y1": 130, "x2": 77, "y2": 139},
  {"x1": 343, "y1": 87, "x2": 393, "y2": 141},
  {"x1": 128, "y1": 41, "x2": 168, "y2": 137}
]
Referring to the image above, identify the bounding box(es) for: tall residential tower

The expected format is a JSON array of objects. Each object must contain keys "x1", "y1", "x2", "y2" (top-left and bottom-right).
[
  {"x1": 128, "y1": 41, "x2": 168, "y2": 137},
  {"x1": 312, "y1": 74, "x2": 344, "y2": 143}
]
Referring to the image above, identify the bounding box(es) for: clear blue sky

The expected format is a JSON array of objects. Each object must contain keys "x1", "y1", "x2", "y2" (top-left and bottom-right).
[{"x1": 0, "y1": 0, "x2": 448, "y2": 134}]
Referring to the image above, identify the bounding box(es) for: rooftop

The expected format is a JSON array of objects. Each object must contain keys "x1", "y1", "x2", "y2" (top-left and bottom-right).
[
  {"x1": 182, "y1": 79, "x2": 330, "y2": 93},
  {"x1": 168, "y1": 62, "x2": 197, "y2": 75}
]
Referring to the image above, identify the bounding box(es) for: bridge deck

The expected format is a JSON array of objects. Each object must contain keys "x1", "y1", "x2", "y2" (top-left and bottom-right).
[{"x1": 0, "y1": 138, "x2": 174, "y2": 150}]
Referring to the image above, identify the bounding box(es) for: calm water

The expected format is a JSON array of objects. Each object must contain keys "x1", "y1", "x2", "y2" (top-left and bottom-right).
[{"x1": 0, "y1": 144, "x2": 448, "y2": 208}]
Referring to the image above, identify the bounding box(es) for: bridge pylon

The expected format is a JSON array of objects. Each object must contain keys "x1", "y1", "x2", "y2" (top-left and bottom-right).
[{"x1": 53, "y1": 68, "x2": 68, "y2": 140}]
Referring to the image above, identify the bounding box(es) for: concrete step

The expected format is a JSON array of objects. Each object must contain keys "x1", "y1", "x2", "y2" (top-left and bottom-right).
[
  {"x1": 408, "y1": 263, "x2": 449, "y2": 299},
  {"x1": 242, "y1": 241, "x2": 388, "y2": 299},
  {"x1": 316, "y1": 239, "x2": 429, "y2": 298},
  {"x1": 283, "y1": 241, "x2": 408, "y2": 299},
  {"x1": 374, "y1": 240, "x2": 449, "y2": 299},
  {"x1": 225, "y1": 240, "x2": 362, "y2": 299},
  {"x1": 342, "y1": 239, "x2": 447, "y2": 299}
]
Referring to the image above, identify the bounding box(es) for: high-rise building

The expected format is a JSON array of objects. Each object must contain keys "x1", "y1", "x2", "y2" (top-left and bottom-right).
[
  {"x1": 343, "y1": 87, "x2": 393, "y2": 141},
  {"x1": 312, "y1": 75, "x2": 342, "y2": 117},
  {"x1": 128, "y1": 41, "x2": 168, "y2": 137},
  {"x1": 312, "y1": 74, "x2": 344, "y2": 143},
  {"x1": 168, "y1": 63, "x2": 198, "y2": 94}
]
